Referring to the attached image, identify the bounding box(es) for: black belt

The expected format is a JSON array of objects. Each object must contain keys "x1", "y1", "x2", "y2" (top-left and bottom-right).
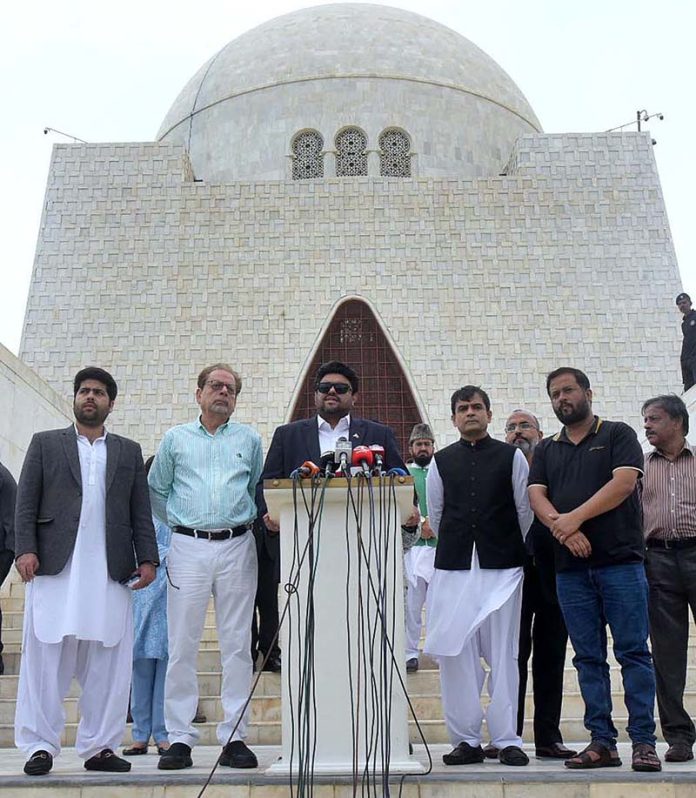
[
  {"x1": 174, "y1": 524, "x2": 250, "y2": 541},
  {"x1": 646, "y1": 536, "x2": 696, "y2": 551}
]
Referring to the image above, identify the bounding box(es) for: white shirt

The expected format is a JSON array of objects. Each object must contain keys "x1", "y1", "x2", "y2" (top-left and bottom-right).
[
  {"x1": 317, "y1": 413, "x2": 351, "y2": 456},
  {"x1": 30, "y1": 427, "x2": 130, "y2": 646}
]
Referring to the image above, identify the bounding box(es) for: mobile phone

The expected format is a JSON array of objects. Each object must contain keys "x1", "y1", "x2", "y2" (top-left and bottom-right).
[{"x1": 120, "y1": 573, "x2": 140, "y2": 588}]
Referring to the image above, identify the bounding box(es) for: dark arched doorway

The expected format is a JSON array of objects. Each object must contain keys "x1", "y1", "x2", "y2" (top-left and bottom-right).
[{"x1": 290, "y1": 298, "x2": 423, "y2": 459}]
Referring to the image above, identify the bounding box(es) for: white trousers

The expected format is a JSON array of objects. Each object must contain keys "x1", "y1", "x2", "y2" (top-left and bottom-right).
[
  {"x1": 15, "y1": 599, "x2": 133, "y2": 760},
  {"x1": 438, "y1": 583, "x2": 523, "y2": 749},
  {"x1": 165, "y1": 530, "x2": 257, "y2": 748},
  {"x1": 405, "y1": 576, "x2": 428, "y2": 660}
]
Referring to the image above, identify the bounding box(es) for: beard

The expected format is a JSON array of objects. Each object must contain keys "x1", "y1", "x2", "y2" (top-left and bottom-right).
[
  {"x1": 553, "y1": 397, "x2": 591, "y2": 426},
  {"x1": 74, "y1": 404, "x2": 109, "y2": 427},
  {"x1": 511, "y1": 437, "x2": 534, "y2": 456},
  {"x1": 413, "y1": 452, "x2": 433, "y2": 467}
]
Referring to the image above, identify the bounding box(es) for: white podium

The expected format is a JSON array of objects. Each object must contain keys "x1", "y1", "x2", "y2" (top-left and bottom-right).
[{"x1": 263, "y1": 475, "x2": 424, "y2": 776}]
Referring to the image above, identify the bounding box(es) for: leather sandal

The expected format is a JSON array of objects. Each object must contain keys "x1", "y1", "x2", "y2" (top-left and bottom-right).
[
  {"x1": 565, "y1": 741, "x2": 622, "y2": 769},
  {"x1": 632, "y1": 743, "x2": 661, "y2": 772}
]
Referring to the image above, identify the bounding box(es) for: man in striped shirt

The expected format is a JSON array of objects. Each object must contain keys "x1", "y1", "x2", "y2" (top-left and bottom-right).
[
  {"x1": 148, "y1": 364, "x2": 263, "y2": 771},
  {"x1": 642, "y1": 394, "x2": 696, "y2": 763}
]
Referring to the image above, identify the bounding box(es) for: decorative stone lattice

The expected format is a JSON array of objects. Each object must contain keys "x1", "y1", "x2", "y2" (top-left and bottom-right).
[
  {"x1": 379, "y1": 129, "x2": 411, "y2": 177},
  {"x1": 335, "y1": 128, "x2": 368, "y2": 176},
  {"x1": 292, "y1": 131, "x2": 324, "y2": 179}
]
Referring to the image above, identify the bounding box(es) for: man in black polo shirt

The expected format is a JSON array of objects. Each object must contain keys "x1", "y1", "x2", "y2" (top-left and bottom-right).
[
  {"x1": 424, "y1": 386, "x2": 533, "y2": 767},
  {"x1": 528, "y1": 367, "x2": 659, "y2": 772},
  {"x1": 677, "y1": 293, "x2": 696, "y2": 392}
]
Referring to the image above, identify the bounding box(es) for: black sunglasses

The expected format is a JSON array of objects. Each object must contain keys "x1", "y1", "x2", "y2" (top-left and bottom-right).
[{"x1": 316, "y1": 382, "x2": 352, "y2": 395}]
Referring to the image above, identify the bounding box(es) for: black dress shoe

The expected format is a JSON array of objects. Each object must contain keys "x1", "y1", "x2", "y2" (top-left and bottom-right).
[
  {"x1": 262, "y1": 654, "x2": 282, "y2": 673},
  {"x1": 665, "y1": 742, "x2": 694, "y2": 762},
  {"x1": 219, "y1": 740, "x2": 258, "y2": 768},
  {"x1": 406, "y1": 657, "x2": 419, "y2": 673},
  {"x1": 24, "y1": 750, "x2": 53, "y2": 776},
  {"x1": 158, "y1": 742, "x2": 193, "y2": 770},
  {"x1": 84, "y1": 748, "x2": 132, "y2": 772},
  {"x1": 498, "y1": 745, "x2": 529, "y2": 766},
  {"x1": 482, "y1": 743, "x2": 499, "y2": 759},
  {"x1": 443, "y1": 741, "x2": 485, "y2": 765},
  {"x1": 536, "y1": 742, "x2": 578, "y2": 759}
]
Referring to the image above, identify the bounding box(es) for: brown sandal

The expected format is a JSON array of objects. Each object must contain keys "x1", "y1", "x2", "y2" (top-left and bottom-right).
[
  {"x1": 565, "y1": 741, "x2": 622, "y2": 769},
  {"x1": 632, "y1": 743, "x2": 661, "y2": 772}
]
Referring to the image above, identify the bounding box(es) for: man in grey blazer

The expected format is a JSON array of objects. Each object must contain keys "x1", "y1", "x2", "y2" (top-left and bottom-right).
[{"x1": 14, "y1": 366, "x2": 158, "y2": 776}]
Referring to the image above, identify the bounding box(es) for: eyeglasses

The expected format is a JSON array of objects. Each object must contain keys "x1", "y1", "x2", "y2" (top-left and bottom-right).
[
  {"x1": 316, "y1": 382, "x2": 352, "y2": 395},
  {"x1": 504, "y1": 421, "x2": 536, "y2": 433},
  {"x1": 205, "y1": 380, "x2": 236, "y2": 395}
]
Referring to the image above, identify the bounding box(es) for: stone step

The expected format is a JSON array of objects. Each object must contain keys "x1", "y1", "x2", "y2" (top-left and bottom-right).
[
  {"x1": 0, "y1": 714, "x2": 654, "y2": 748},
  {"x1": 4, "y1": 683, "x2": 696, "y2": 729}
]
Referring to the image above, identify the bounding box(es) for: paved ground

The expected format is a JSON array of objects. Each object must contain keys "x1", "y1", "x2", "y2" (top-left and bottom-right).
[{"x1": 0, "y1": 742, "x2": 694, "y2": 787}]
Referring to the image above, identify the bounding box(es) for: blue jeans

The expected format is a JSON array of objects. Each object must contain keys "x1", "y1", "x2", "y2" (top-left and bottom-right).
[
  {"x1": 131, "y1": 657, "x2": 168, "y2": 745},
  {"x1": 556, "y1": 563, "x2": 656, "y2": 747}
]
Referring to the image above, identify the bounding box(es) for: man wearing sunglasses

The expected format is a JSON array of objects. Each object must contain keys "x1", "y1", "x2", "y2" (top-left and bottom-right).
[{"x1": 258, "y1": 360, "x2": 409, "y2": 533}]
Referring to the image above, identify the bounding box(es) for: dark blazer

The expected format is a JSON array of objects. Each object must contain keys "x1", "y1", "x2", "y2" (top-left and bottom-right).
[
  {"x1": 256, "y1": 416, "x2": 407, "y2": 520},
  {"x1": 14, "y1": 426, "x2": 158, "y2": 582},
  {"x1": 0, "y1": 462, "x2": 17, "y2": 553}
]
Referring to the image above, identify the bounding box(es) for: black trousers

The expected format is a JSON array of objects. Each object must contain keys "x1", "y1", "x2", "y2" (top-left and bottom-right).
[
  {"x1": 251, "y1": 537, "x2": 280, "y2": 660},
  {"x1": 646, "y1": 546, "x2": 696, "y2": 746},
  {"x1": 517, "y1": 545, "x2": 569, "y2": 746},
  {"x1": 681, "y1": 358, "x2": 696, "y2": 392},
  {"x1": 0, "y1": 549, "x2": 14, "y2": 665}
]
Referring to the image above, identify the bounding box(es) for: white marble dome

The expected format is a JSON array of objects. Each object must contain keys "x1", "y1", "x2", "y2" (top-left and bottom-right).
[{"x1": 157, "y1": 3, "x2": 542, "y2": 180}]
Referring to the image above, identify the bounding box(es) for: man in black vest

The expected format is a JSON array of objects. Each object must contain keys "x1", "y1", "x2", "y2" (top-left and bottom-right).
[{"x1": 424, "y1": 386, "x2": 532, "y2": 767}]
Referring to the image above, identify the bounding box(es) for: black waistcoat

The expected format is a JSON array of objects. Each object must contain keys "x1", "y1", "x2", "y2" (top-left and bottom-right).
[{"x1": 434, "y1": 435, "x2": 525, "y2": 570}]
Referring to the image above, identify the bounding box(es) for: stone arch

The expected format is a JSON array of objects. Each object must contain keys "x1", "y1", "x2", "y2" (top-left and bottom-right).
[{"x1": 290, "y1": 296, "x2": 425, "y2": 459}]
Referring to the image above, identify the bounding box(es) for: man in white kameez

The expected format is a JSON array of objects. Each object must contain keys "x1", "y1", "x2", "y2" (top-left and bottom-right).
[
  {"x1": 425, "y1": 386, "x2": 533, "y2": 767},
  {"x1": 14, "y1": 367, "x2": 158, "y2": 776}
]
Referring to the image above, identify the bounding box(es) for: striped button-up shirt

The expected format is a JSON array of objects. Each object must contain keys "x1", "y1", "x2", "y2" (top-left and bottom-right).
[
  {"x1": 642, "y1": 444, "x2": 696, "y2": 541},
  {"x1": 148, "y1": 418, "x2": 263, "y2": 530}
]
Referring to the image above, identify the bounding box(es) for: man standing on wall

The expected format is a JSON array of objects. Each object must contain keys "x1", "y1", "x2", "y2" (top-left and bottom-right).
[{"x1": 677, "y1": 293, "x2": 696, "y2": 392}]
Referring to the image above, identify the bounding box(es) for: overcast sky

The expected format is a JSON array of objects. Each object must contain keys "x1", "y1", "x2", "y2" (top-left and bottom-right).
[{"x1": 2, "y1": 0, "x2": 693, "y2": 355}]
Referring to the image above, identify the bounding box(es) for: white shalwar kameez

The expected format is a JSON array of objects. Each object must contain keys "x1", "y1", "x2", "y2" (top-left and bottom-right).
[
  {"x1": 15, "y1": 429, "x2": 133, "y2": 760},
  {"x1": 403, "y1": 544, "x2": 436, "y2": 661},
  {"x1": 424, "y1": 450, "x2": 532, "y2": 749}
]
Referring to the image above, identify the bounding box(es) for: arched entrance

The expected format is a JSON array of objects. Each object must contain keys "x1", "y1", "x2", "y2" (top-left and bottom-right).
[{"x1": 290, "y1": 298, "x2": 423, "y2": 459}]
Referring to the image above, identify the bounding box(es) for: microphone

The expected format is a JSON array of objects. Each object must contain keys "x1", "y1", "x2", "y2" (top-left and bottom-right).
[
  {"x1": 352, "y1": 445, "x2": 374, "y2": 476},
  {"x1": 290, "y1": 460, "x2": 320, "y2": 478},
  {"x1": 319, "y1": 451, "x2": 336, "y2": 478},
  {"x1": 386, "y1": 467, "x2": 407, "y2": 476},
  {"x1": 368, "y1": 444, "x2": 385, "y2": 475},
  {"x1": 334, "y1": 437, "x2": 352, "y2": 474}
]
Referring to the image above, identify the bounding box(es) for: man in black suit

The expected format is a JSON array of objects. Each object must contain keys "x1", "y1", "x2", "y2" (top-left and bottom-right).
[
  {"x1": 254, "y1": 361, "x2": 412, "y2": 665},
  {"x1": 13, "y1": 367, "x2": 158, "y2": 776},
  {"x1": 0, "y1": 460, "x2": 17, "y2": 676}
]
